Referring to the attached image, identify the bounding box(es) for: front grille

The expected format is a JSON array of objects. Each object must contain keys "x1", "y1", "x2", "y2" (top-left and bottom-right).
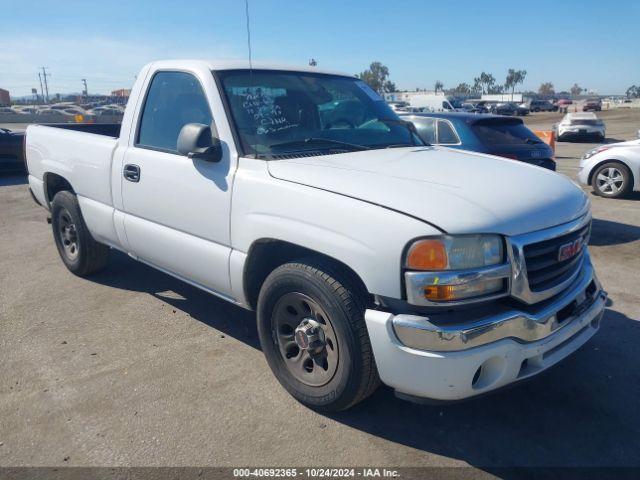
[{"x1": 523, "y1": 223, "x2": 590, "y2": 292}]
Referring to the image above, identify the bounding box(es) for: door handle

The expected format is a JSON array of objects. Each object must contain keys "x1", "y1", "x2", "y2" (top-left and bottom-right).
[{"x1": 123, "y1": 164, "x2": 141, "y2": 182}]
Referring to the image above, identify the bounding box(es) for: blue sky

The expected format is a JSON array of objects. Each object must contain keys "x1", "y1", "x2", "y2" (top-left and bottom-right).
[{"x1": 1, "y1": 0, "x2": 639, "y2": 96}]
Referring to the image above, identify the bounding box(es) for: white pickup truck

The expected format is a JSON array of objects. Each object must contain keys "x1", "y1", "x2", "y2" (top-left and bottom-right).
[{"x1": 26, "y1": 60, "x2": 606, "y2": 411}]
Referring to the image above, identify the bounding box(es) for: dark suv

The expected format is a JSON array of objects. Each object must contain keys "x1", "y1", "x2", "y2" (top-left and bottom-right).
[
  {"x1": 400, "y1": 112, "x2": 556, "y2": 170},
  {"x1": 529, "y1": 100, "x2": 557, "y2": 112},
  {"x1": 583, "y1": 98, "x2": 602, "y2": 111}
]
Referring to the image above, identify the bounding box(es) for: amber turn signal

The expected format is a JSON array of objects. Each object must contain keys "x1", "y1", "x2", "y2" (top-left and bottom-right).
[
  {"x1": 424, "y1": 284, "x2": 456, "y2": 301},
  {"x1": 406, "y1": 239, "x2": 448, "y2": 270}
]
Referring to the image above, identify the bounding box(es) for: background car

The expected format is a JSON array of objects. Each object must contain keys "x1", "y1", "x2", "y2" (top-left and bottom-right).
[
  {"x1": 472, "y1": 100, "x2": 489, "y2": 113},
  {"x1": 0, "y1": 128, "x2": 26, "y2": 173},
  {"x1": 489, "y1": 102, "x2": 518, "y2": 116},
  {"x1": 387, "y1": 101, "x2": 409, "y2": 113},
  {"x1": 578, "y1": 138, "x2": 640, "y2": 197},
  {"x1": 583, "y1": 98, "x2": 602, "y2": 111},
  {"x1": 529, "y1": 99, "x2": 558, "y2": 112},
  {"x1": 400, "y1": 112, "x2": 556, "y2": 170},
  {"x1": 517, "y1": 102, "x2": 531, "y2": 114},
  {"x1": 554, "y1": 112, "x2": 605, "y2": 142},
  {"x1": 514, "y1": 102, "x2": 529, "y2": 116},
  {"x1": 456, "y1": 102, "x2": 477, "y2": 112},
  {"x1": 37, "y1": 108, "x2": 76, "y2": 118}
]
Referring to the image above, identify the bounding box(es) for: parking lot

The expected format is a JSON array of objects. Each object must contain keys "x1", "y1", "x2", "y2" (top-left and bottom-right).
[{"x1": 1, "y1": 108, "x2": 639, "y2": 473}]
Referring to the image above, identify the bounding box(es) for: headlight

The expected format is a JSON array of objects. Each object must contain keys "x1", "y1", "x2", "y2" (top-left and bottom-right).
[
  {"x1": 583, "y1": 146, "x2": 609, "y2": 160},
  {"x1": 405, "y1": 235, "x2": 503, "y2": 270},
  {"x1": 404, "y1": 235, "x2": 510, "y2": 305}
]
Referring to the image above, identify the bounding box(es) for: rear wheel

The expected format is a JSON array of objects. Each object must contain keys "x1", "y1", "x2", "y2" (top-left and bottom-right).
[
  {"x1": 51, "y1": 191, "x2": 109, "y2": 275},
  {"x1": 257, "y1": 259, "x2": 379, "y2": 411},
  {"x1": 591, "y1": 162, "x2": 632, "y2": 198}
]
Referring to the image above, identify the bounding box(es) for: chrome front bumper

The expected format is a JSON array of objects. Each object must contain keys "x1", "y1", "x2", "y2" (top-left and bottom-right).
[{"x1": 393, "y1": 256, "x2": 604, "y2": 352}]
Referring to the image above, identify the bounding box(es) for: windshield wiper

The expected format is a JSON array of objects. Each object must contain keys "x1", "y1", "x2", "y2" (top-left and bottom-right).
[
  {"x1": 372, "y1": 118, "x2": 426, "y2": 146},
  {"x1": 266, "y1": 137, "x2": 370, "y2": 154}
]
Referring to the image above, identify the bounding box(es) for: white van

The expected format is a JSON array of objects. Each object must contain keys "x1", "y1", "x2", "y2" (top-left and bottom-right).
[{"x1": 408, "y1": 95, "x2": 455, "y2": 112}]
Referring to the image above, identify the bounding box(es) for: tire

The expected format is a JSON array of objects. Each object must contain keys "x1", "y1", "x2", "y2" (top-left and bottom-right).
[
  {"x1": 257, "y1": 259, "x2": 380, "y2": 412},
  {"x1": 51, "y1": 191, "x2": 109, "y2": 275},
  {"x1": 591, "y1": 162, "x2": 632, "y2": 198}
]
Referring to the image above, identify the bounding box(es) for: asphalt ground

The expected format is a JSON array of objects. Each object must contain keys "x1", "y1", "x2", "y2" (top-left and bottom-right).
[{"x1": 1, "y1": 108, "x2": 639, "y2": 475}]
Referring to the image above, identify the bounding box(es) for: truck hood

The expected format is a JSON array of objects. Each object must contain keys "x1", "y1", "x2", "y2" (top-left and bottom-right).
[{"x1": 267, "y1": 146, "x2": 589, "y2": 236}]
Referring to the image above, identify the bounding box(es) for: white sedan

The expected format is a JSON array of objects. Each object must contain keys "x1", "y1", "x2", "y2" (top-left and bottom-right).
[
  {"x1": 578, "y1": 138, "x2": 640, "y2": 197},
  {"x1": 555, "y1": 112, "x2": 605, "y2": 142}
]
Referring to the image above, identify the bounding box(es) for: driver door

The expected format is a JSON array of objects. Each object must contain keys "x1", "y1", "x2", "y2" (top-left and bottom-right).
[{"x1": 120, "y1": 70, "x2": 234, "y2": 296}]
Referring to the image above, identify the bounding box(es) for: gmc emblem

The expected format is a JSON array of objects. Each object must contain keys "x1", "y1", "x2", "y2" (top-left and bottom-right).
[{"x1": 558, "y1": 238, "x2": 584, "y2": 262}]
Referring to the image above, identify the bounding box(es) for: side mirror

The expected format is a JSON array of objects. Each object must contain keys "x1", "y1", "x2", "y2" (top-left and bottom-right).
[{"x1": 177, "y1": 123, "x2": 222, "y2": 162}]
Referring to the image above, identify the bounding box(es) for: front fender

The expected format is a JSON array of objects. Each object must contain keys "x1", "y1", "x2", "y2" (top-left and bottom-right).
[{"x1": 230, "y1": 159, "x2": 440, "y2": 300}]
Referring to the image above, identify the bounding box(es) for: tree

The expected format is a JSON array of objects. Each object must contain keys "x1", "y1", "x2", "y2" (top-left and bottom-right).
[
  {"x1": 472, "y1": 77, "x2": 482, "y2": 95},
  {"x1": 356, "y1": 61, "x2": 395, "y2": 94},
  {"x1": 538, "y1": 82, "x2": 555, "y2": 96},
  {"x1": 474, "y1": 72, "x2": 496, "y2": 95},
  {"x1": 626, "y1": 85, "x2": 640, "y2": 98},
  {"x1": 504, "y1": 69, "x2": 527, "y2": 100},
  {"x1": 570, "y1": 83, "x2": 583, "y2": 96},
  {"x1": 447, "y1": 83, "x2": 472, "y2": 96},
  {"x1": 434, "y1": 80, "x2": 444, "y2": 93}
]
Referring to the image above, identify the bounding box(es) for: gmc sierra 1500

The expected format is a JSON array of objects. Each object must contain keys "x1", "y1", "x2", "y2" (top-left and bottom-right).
[{"x1": 26, "y1": 60, "x2": 606, "y2": 411}]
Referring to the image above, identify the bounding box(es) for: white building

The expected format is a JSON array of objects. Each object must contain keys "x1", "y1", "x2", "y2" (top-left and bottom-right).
[
  {"x1": 481, "y1": 93, "x2": 523, "y2": 102},
  {"x1": 384, "y1": 90, "x2": 441, "y2": 103}
]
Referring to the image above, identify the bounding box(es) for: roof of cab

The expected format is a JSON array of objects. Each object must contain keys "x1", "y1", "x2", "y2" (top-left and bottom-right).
[{"x1": 146, "y1": 59, "x2": 354, "y2": 78}]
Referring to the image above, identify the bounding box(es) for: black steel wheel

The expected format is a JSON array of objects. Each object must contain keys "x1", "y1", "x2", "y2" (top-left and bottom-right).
[
  {"x1": 257, "y1": 259, "x2": 379, "y2": 411},
  {"x1": 51, "y1": 191, "x2": 109, "y2": 275},
  {"x1": 272, "y1": 292, "x2": 339, "y2": 387}
]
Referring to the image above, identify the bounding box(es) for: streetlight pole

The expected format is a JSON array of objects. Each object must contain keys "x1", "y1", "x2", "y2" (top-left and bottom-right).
[{"x1": 38, "y1": 72, "x2": 44, "y2": 104}]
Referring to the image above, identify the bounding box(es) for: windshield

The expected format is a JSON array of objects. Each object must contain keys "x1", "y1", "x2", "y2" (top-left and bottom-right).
[
  {"x1": 216, "y1": 69, "x2": 419, "y2": 157},
  {"x1": 471, "y1": 119, "x2": 544, "y2": 146}
]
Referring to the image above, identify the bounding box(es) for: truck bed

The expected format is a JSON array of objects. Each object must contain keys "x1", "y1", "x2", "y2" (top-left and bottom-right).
[
  {"x1": 26, "y1": 123, "x2": 121, "y2": 209},
  {"x1": 41, "y1": 123, "x2": 122, "y2": 137}
]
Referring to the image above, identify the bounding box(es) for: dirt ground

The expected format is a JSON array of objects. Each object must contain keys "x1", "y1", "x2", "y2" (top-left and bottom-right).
[{"x1": 1, "y1": 108, "x2": 639, "y2": 474}]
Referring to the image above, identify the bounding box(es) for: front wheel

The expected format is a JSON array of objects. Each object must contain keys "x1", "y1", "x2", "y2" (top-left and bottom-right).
[
  {"x1": 257, "y1": 259, "x2": 379, "y2": 411},
  {"x1": 591, "y1": 162, "x2": 632, "y2": 198}
]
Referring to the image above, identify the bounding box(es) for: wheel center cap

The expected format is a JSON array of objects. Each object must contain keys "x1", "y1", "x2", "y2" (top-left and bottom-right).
[{"x1": 294, "y1": 318, "x2": 325, "y2": 354}]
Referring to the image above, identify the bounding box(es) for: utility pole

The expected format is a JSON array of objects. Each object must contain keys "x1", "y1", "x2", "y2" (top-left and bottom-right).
[
  {"x1": 41, "y1": 67, "x2": 50, "y2": 103},
  {"x1": 38, "y1": 72, "x2": 44, "y2": 104},
  {"x1": 81, "y1": 79, "x2": 88, "y2": 97}
]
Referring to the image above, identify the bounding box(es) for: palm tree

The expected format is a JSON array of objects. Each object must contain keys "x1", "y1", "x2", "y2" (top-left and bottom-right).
[
  {"x1": 505, "y1": 69, "x2": 527, "y2": 101},
  {"x1": 434, "y1": 80, "x2": 444, "y2": 94}
]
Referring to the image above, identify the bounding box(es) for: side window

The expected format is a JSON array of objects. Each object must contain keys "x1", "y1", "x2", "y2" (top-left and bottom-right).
[
  {"x1": 437, "y1": 120, "x2": 459, "y2": 144},
  {"x1": 412, "y1": 117, "x2": 436, "y2": 144},
  {"x1": 137, "y1": 71, "x2": 212, "y2": 153}
]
